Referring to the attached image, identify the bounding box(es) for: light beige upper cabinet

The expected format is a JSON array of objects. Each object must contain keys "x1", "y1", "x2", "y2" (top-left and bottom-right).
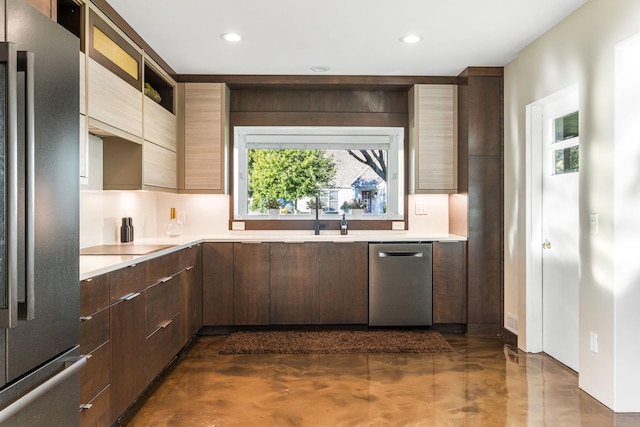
[
  {"x1": 408, "y1": 84, "x2": 458, "y2": 193},
  {"x1": 144, "y1": 97, "x2": 176, "y2": 151},
  {"x1": 141, "y1": 56, "x2": 178, "y2": 190},
  {"x1": 86, "y1": 5, "x2": 143, "y2": 142},
  {"x1": 143, "y1": 141, "x2": 177, "y2": 189},
  {"x1": 88, "y1": 57, "x2": 143, "y2": 140},
  {"x1": 178, "y1": 83, "x2": 229, "y2": 193},
  {"x1": 99, "y1": 52, "x2": 178, "y2": 191}
]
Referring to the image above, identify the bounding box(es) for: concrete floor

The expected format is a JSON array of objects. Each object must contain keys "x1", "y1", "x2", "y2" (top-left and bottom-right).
[{"x1": 125, "y1": 334, "x2": 640, "y2": 426}]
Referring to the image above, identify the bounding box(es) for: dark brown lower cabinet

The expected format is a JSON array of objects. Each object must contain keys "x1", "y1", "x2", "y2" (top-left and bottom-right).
[
  {"x1": 79, "y1": 273, "x2": 111, "y2": 427},
  {"x1": 432, "y1": 241, "x2": 467, "y2": 324},
  {"x1": 110, "y1": 291, "x2": 146, "y2": 423},
  {"x1": 202, "y1": 243, "x2": 234, "y2": 325},
  {"x1": 145, "y1": 274, "x2": 182, "y2": 383},
  {"x1": 234, "y1": 242, "x2": 270, "y2": 325},
  {"x1": 180, "y1": 244, "x2": 203, "y2": 344},
  {"x1": 270, "y1": 243, "x2": 319, "y2": 324},
  {"x1": 79, "y1": 384, "x2": 110, "y2": 427},
  {"x1": 318, "y1": 242, "x2": 368, "y2": 324},
  {"x1": 80, "y1": 247, "x2": 205, "y2": 425}
]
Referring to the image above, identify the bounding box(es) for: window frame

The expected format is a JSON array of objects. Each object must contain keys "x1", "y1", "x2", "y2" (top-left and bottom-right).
[{"x1": 233, "y1": 126, "x2": 405, "y2": 222}]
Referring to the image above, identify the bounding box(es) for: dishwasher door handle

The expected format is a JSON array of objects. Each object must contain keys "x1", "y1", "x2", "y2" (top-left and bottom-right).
[{"x1": 378, "y1": 251, "x2": 424, "y2": 257}]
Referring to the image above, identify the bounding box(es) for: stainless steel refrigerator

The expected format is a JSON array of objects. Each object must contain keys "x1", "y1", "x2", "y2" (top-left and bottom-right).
[{"x1": 0, "y1": 0, "x2": 84, "y2": 425}]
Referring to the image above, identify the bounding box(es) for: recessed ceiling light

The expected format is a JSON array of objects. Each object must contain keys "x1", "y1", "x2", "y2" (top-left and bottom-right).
[
  {"x1": 399, "y1": 34, "x2": 422, "y2": 44},
  {"x1": 310, "y1": 65, "x2": 330, "y2": 72},
  {"x1": 220, "y1": 33, "x2": 242, "y2": 42}
]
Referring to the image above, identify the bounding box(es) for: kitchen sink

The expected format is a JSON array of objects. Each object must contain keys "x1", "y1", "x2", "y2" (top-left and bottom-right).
[{"x1": 80, "y1": 244, "x2": 177, "y2": 256}]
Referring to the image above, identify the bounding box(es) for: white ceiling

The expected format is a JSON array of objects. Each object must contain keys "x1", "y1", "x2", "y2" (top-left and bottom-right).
[{"x1": 106, "y1": 0, "x2": 588, "y2": 76}]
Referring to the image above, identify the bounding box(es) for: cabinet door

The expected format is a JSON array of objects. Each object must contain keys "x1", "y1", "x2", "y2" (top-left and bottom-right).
[
  {"x1": 144, "y1": 96, "x2": 177, "y2": 151},
  {"x1": 409, "y1": 84, "x2": 458, "y2": 193},
  {"x1": 432, "y1": 241, "x2": 467, "y2": 323},
  {"x1": 143, "y1": 141, "x2": 177, "y2": 190},
  {"x1": 270, "y1": 243, "x2": 319, "y2": 325},
  {"x1": 110, "y1": 291, "x2": 146, "y2": 423},
  {"x1": 181, "y1": 83, "x2": 228, "y2": 193},
  {"x1": 202, "y1": 243, "x2": 234, "y2": 325},
  {"x1": 318, "y1": 242, "x2": 368, "y2": 324},
  {"x1": 234, "y1": 243, "x2": 270, "y2": 325},
  {"x1": 88, "y1": 58, "x2": 143, "y2": 139}
]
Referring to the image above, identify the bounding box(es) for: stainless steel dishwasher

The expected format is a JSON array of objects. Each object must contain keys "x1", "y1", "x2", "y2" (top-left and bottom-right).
[{"x1": 368, "y1": 243, "x2": 433, "y2": 326}]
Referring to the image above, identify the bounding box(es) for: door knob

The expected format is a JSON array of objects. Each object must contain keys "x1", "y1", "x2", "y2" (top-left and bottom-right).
[{"x1": 542, "y1": 240, "x2": 552, "y2": 250}]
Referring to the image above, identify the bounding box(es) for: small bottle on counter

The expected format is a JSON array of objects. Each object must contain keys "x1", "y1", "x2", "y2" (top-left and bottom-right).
[
  {"x1": 340, "y1": 213, "x2": 348, "y2": 235},
  {"x1": 164, "y1": 207, "x2": 184, "y2": 237},
  {"x1": 120, "y1": 217, "x2": 134, "y2": 243}
]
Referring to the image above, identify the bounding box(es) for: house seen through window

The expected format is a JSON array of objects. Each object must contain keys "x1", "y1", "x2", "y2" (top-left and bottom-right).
[{"x1": 234, "y1": 127, "x2": 404, "y2": 220}]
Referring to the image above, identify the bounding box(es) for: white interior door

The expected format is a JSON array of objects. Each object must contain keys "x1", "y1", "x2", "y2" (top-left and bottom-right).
[{"x1": 541, "y1": 93, "x2": 580, "y2": 371}]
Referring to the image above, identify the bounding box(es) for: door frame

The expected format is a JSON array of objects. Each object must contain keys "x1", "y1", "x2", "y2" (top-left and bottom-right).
[{"x1": 524, "y1": 83, "x2": 579, "y2": 354}]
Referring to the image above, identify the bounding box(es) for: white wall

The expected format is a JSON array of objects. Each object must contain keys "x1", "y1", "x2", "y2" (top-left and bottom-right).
[{"x1": 504, "y1": 0, "x2": 640, "y2": 411}]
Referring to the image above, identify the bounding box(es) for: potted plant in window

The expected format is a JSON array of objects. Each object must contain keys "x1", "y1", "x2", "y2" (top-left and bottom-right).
[
  {"x1": 306, "y1": 198, "x2": 326, "y2": 217},
  {"x1": 347, "y1": 198, "x2": 366, "y2": 217},
  {"x1": 264, "y1": 198, "x2": 282, "y2": 218}
]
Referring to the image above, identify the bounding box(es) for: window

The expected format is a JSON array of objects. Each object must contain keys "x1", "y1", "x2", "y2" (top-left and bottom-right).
[
  {"x1": 234, "y1": 127, "x2": 404, "y2": 220},
  {"x1": 552, "y1": 111, "x2": 579, "y2": 175}
]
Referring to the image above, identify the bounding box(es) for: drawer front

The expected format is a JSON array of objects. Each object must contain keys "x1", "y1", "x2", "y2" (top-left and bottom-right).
[
  {"x1": 146, "y1": 275, "x2": 180, "y2": 337},
  {"x1": 80, "y1": 342, "x2": 110, "y2": 405},
  {"x1": 80, "y1": 273, "x2": 109, "y2": 317},
  {"x1": 146, "y1": 251, "x2": 180, "y2": 286},
  {"x1": 178, "y1": 245, "x2": 198, "y2": 271},
  {"x1": 145, "y1": 314, "x2": 180, "y2": 384},
  {"x1": 110, "y1": 262, "x2": 145, "y2": 302},
  {"x1": 80, "y1": 307, "x2": 109, "y2": 355},
  {"x1": 79, "y1": 384, "x2": 110, "y2": 427}
]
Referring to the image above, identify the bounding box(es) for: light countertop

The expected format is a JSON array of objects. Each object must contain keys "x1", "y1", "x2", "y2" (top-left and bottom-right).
[{"x1": 80, "y1": 232, "x2": 466, "y2": 280}]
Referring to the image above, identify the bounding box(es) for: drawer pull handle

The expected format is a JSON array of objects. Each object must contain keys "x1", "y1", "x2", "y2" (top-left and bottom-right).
[
  {"x1": 79, "y1": 316, "x2": 93, "y2": 322},
  {"x1": 121, "y1": 292, "x2": 140, "y2": 301},
  {"x1": 128, "y1": 264, "x2": 137, "y2": 268},
  {"x1": 185, "y1": 266, "x2": 194, "y2": 271},
  {"x1": 82, "y1": 278, "x2": 93, "y2": 283},
  {"x1": 159, "y1": 276, "x2": 172, "y2": 283},
  {"x1": 159, "y1": 319, "x2": 172, "y2": 329},
  {"x1": 79, "y1": 403, "x2": 93, "y2": 411}
]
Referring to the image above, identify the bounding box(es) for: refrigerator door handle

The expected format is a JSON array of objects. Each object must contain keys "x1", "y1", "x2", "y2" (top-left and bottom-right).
[
  {"x1": 17, "y1": 50, "x2": 36, "y2": 321},
  {"x1": 0, "y1": 355, "x2": 88, "y2": 423},
  {"x1": 0, "y1": 42, "x2": 19, "y2": 329}
]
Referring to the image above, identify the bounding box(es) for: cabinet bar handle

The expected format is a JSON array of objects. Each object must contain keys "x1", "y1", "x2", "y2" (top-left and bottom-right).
[
  {"x1": 80, "y1": 316, "x2": 93, "y2": 321},
  {"x1": 185, "y1": 266, "x2": 194, "y2": 271},
  {"x1": 159, "y1": 276, "x2": 172, "y2": 283},
  {"x1": 121, "y1": 292, "x2": 140, "y2": 301},
  {"x1": 79, "y1": 403, "x2": 93, "y2": 411},
  {"x1": 159, "y1": 319, "x2": 172, "y2": 329}
]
